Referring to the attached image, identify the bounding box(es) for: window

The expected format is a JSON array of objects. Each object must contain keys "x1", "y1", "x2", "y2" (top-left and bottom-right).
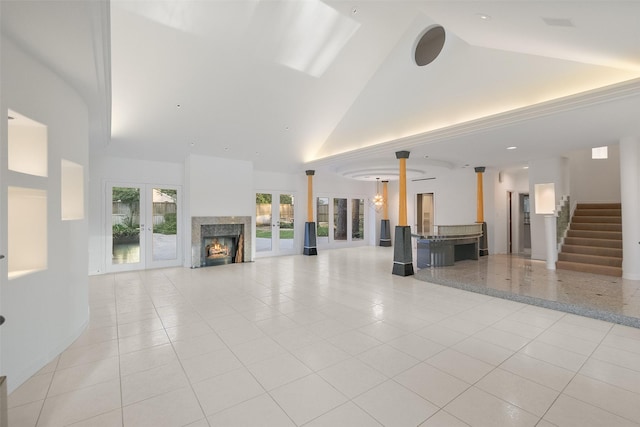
[
  {"x1": 592, "y1": 146, "x2": 608, "y2": 159},
  {"x1": 351, "y1": 198, "x2": 364, "y2": 240},
  {"x1": 333, "y1": 198, "x2": 347, "y2": 240},
  {"x1": 317, "y1": 197, "x2": 329, "y2": 240}
]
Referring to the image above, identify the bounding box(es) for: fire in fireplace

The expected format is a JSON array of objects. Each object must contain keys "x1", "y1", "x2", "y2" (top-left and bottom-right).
[
  {"x1": 203, "y1": 236, "x2": 238, "y2": 266},
  {"x1": 200, "y1": 224, "x2": 244, "y2": 267},
  {"x1": 206, "y1": 238, "x2": 232, "y2": 258}
]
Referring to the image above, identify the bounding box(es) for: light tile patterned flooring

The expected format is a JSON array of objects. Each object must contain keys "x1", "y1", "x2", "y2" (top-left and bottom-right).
[{"x1": 8, "y1": 247, "x2": 640, "y2": 426}]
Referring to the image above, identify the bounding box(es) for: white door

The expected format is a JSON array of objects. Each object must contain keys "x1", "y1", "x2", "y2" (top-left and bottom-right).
[
  {"x1": 107, "y1": 183, "x2": 182, "y2": 271},
  {"x1": 255, "y1": 192, "x2": 296, "y2": 256}
]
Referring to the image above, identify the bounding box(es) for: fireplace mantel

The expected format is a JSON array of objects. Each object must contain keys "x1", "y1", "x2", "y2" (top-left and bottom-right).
[{"x1": 191, "y1": 216, "x2": 252, "y2": 268}]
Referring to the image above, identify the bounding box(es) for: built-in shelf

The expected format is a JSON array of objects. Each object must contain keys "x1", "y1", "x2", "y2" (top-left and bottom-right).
[
  {"x1": 8, "y1": 110, "x2": 48, "y2": 177},
  {"x1": 8, "y1": 186, "x2": 48, "y2": 279},
  {"x1": 61, "y1": 159, "x2": 84, "y2": 220}
]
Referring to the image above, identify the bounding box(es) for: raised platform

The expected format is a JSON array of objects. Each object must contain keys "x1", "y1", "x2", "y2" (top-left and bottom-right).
[
  {"x1": 415, "y1": 254, "x2": 640, "y2": 328},
  {"x1": 416, "y1": 224, "x2": 482, "y2": 268}
]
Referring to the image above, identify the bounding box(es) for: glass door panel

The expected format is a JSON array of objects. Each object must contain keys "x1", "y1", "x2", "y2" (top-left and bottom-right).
[
  {"x1": 333, "y1": 198, "x2": 347, "y2": 241},
  {"x1": 151, "y1": 188, "x2": 178, "y2": 261},
  {"x1": 316, "y1": 197, "x2": 329, "y2": 244},
  {"x1": 352, "y1": 198, "x2": 364, "y2": 240},
  {"x1": 110, "y1": 185, "x2": 144, "y2": 270},
  {"x1": 147, "y1": 186, "x2": 181, "y2": 269},
  {"x1": 256, "y1": 193, "x2": 273, "y2": 253},
  {"x1": 416, "y1": 193, "x2": 434, "y2": 235},
  {"x1": 279, "y1": 194, "x2": 294, "y2": 252}
]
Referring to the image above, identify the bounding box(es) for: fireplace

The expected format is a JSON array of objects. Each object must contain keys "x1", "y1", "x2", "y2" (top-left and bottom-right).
[{"x1": 192, "y1": 216, "x2": 252, "y2": 268}]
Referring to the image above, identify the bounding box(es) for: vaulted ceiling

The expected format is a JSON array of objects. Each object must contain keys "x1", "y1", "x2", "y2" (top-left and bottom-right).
[{"x1": 3, "y1": 1, "x2": 640, "y2": 180}]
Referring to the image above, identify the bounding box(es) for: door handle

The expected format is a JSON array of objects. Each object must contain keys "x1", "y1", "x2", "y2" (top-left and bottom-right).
[
  {"x1": 0, "y1": 255, "x2": 4, "y2": 259},
  {"x1": 0, "y1": 316, "x2": 5, "y2": 326}
]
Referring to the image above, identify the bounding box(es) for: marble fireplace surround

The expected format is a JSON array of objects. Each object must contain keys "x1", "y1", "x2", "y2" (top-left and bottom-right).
[{"x1": 191, "y1": 216, "x2": 253, "y2": 268}]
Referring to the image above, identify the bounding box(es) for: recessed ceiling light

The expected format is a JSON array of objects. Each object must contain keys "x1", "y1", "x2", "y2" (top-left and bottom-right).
[
  {"x1": 523, "y1": 166, "x2": 529, "y2": 169},
  {"x1": 190, "y1": 142, "x2": 195, "y2": 147},
  {"x1": 352, "y1": 7, "x2": 357, "y2": 14},
  {"x1": 285, "y1": 126, "x2": 290, "y2": 131},
  {"x1": 507, "y1": 146, "x2": 517, "y2": 150},
  {"x1": 176, "y1": 104, "x2": 181, "y2": 108},
  {"x1": 424, "y1": 155, "x2": 429, "y2": 158},
  {"x1": 476, "y1": 13, "x2": 491, "y2": 20}
]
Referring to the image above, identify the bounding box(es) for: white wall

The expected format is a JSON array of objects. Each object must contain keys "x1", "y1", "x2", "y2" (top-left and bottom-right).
[
  {"x1": 528, "y1": 157, "x2": 569, "y2": 260},
  {"x1": 620, "y1": 137, "x2": 640, "y2": 280},
  {"x1": 87, "y1": 153, "x2": 184, "y2": 274},
  {"x1": 568, "y1": 144, "x2": 621, "y2": 206},
  {"x1": 1, "y1": 37, "x2": 89, "y2": 392},
  {"x1": 407, "y1": 167, "x2": 478, "y2": 231},
  {"x1": 187, "y1": 154, "x2": 253, "y2": 217}
]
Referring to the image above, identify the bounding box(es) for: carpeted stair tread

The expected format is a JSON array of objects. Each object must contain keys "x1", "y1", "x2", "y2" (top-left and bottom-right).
[
  {"x1": 570, "y1": 223, "x2": 621, "y2": 232},
  {"x1": 571, "y1": 216, "x2": 621, "y2": 224},
  {"x1": 563, "y1": 237, "x2": 622, "y2": 248},
  {"x1": 573, "y1": 209, "x2": 622, "y2": 217},
  {"x1": 556, "y1": 261, "x2": 622, "y2": 277},
  {"x1": 561, "y1": 245, "x2": 622, "y2": 257},
  {"x1": 576, "y1": 203, "x2": 621, "y2": 209},
  {"x1": 566, "y1": 230, "x2": 622, "y2": 240},
  {"x1": 557, "y1": 252, "x2": 622, "y2": 267}
]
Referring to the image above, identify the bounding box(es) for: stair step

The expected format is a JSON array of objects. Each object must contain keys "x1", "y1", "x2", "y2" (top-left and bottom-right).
[
  {"x1": 564, "y1": 237, "x2": 622, "y2": 248},
  {"x1": 570, "y1": 223, "x2": 621, "y2": 232},
  {"x1": 574, "y1": 209, "x2": 621, "y2": 217},
  {"x1": 576, "y1": 203, "x2": 621, "y2": 210},
  {"x1": 571, "y1": 216, "x2": 621, "y2": 224},
  {"x1": 561, "y1": 245, "x2": 623, "y2": 258},
  {"x1": 556, "y1": 260, "x2": 622, "y2": 277},
  {"x1": 558, "y1": 252, "x2": 622, "y2": 267},
  {"x1": 566, "y1": 230, "x2": 622, "y2": 240}
]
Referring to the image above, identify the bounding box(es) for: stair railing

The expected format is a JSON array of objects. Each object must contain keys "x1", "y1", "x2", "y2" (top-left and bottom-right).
[{"x1": 556, "y1": 195, "x2": 571, "y2": 251}]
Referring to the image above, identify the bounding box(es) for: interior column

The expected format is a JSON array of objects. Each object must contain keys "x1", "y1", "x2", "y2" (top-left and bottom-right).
[
  {"x1": 620, "y1": 137, "x2": 640, "y2": 279},
  {"x1": 379, "y1": 180, "x2": 391, "y2": 246},
  {"x1": 475, "y1": 166, "x2": 489, "y2": 256},
  {"x1": 303, "y1": 170, "x2": 317, "y2": 255},
  {"x1": 392, "y1": 151, "x2": 414, "y2": 276}
]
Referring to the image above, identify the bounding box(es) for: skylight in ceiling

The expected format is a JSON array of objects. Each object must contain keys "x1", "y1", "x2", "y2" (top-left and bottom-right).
[{"x1": 267, "y1": 0, "x2": 360, "y2": 78}]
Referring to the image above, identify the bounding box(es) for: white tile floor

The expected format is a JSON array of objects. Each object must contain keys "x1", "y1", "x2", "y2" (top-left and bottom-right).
[{"x1": 8, "y1": 247, "x2": 640, "y2": 426}]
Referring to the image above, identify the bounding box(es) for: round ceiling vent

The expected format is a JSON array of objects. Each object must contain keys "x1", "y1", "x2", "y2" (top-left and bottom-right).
[{"x1": 414, "y1": 25, "x2": 446, "y2": 66}]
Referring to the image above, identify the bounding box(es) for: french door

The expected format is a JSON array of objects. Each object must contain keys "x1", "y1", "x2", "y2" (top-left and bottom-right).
[
  {"x1": 255, "y1": 192, "x2": 296, "y2": 256},
  {"x1": 107, "y1": 183, "x2": 181, "y2": 272}
]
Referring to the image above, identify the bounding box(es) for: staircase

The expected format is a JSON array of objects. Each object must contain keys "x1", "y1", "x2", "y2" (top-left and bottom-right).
[{"x1": 556, "y1": 203, "x2": 622, "y2": 277}]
